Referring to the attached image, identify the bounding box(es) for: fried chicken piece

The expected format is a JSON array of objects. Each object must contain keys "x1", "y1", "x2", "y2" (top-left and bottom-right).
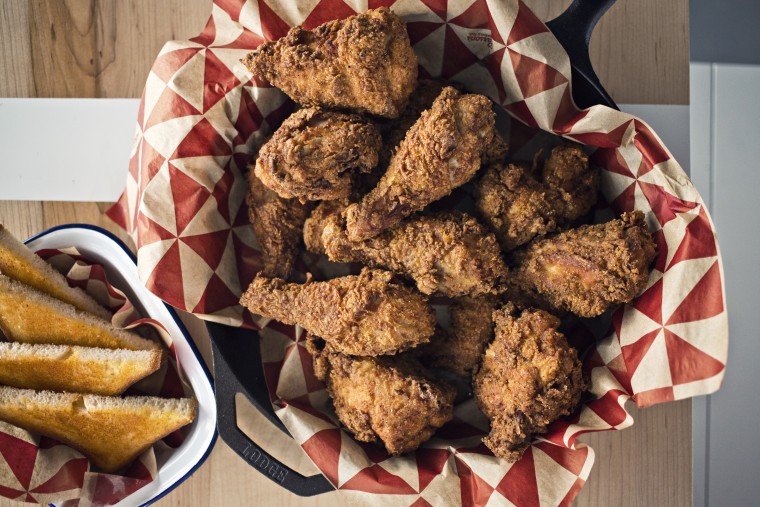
[
  {"x1": 476, "y1": 163, "x2": 559, "y2": 252},
  {"x1": 473, "y1": 305, "x2": 585, "y2": 462},
  {"x1": 511, "y1": 211, "x2": 657, "y2": 318},
  {"x1": 243, "y1": 8, "x2": 417, "y2": 118},
  {"x1": 344, "y1": 87, "x2": 496, "y2": 241},
  {"x1": 377, "y1": 79, "x2": 446, "y2": 168},
  {"x1": 240, "y1": 268, "x2": 435, "y2": 356},
  {"x1": 307, "y1": 336, "x2": 455, "y2": 454},
  {"x1": 542, "y1": 145, "x2": 599, "y2": 222},
  {"x1": 254, "y1": 108, "x2": 381, "y2": 202},
  {"x1": 418, "y1": 296, "x2": 498, "y2": 378},
  {"x1": 475, "y1": 145, "x2": 599, "y2": 252},
  {"x1": 246, "y1": 171, "x2": 310, "y2": 279},
  {"x1": 482, "y1": 131, "x2": 509, "y2": 166},
  {"x1": 304, "y1": 203, "x2": 508, "y2": 297}
]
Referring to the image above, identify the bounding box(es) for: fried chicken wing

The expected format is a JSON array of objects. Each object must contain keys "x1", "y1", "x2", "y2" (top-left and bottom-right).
[
  {"x1": 246, "y1": 171, "x2": 310, "y2": 279},
  {"x1": 344, "y1": 87, "x2": 495, "y2": 241},
  {"x1": 511, "y1": 211, "x2": 657, "y2": 317},
  {"x1": 254, "y1": 108, "x2": 381, "y2": 202},
  {"x1": 475, "y1": 145, "x2": 599, "y2": 251},
  {"x1": 304, "y1": 203, "x2": 508, "y2": 297},
  {"x1": 243, "y1": 8, "x2": 417, "y2": 118},
  {"x1": 240, "y1": 268, "x2": 435, "y2": 356},
  {"x1": 418, "y1": 296, "x2": 498, "y2": 378},
  {"x1": 473, "y1": 305, "x2": 585, "y2": 461},
  {"x1": 307, "y1": 336, "x2": 455, "y2": 455}
]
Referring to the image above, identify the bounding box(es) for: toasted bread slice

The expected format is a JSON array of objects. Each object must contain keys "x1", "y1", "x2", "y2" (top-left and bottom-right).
[
  {"x1": 0, "y1": 387, "x2": 196, "y2": 472},
  {"x1": 0, "y1": 342, "x2": 162, "y2": 395},
  {"x1": 0, "y1": 224, "x2": 112, "y2": 320},
  {"x1": 0, "y1": 274, "x2": 160, "y2": 350}
]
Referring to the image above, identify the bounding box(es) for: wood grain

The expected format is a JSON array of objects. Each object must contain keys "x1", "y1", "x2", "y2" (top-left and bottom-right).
[{"x1": 0, "y1": 0, "x2": 691, "y2": 505}]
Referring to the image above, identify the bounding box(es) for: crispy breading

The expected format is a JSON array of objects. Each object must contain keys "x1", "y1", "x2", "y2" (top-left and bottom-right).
[
  {"x1": 511, "y1": 211, "x2": 657, "y2": 317},
  {"x1": 240, "y1": 268, "x2": 435, "y2": 356},
  {"x1": 304, "y1": 203, "x2": 508, "y2": 297},
  {"x1": 242, "y1": 8, "x2": 417, "y2": 118},
  {"x1": 482, "y1": 131, "x2": 509, "y2": 166},
  {"x1": 473, "y1": 305, "x2": 585, "y2": 462},
  {"x1": 476, "y1": 163, "x2": 559, "y2": 252},
  {"x1": 475, "y1": 145, "x2": 599, "y2": 251},
  {"x1": 246, "y1": 171, "x2": 310, "y2": 280},
  {"x1": 254, "y1": 108, "x2": 381, "y2": 202},
  {"x1": 306, "y1": 336, "x2": 455, "y2": 455},
  {"x1": 377, "y1": 79, "x2": 446, "y2": 168},
  {"x1": 418, "y1": 296, "x2": 498, "y2": 378},
  {"x1": 344, "y1": 87, "x2": 496, "y2": 241}
]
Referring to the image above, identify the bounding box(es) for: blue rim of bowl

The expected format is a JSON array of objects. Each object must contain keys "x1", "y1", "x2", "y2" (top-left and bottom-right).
[{"x1": 26, "y1": 223, "x2": 218, "y2": 507}]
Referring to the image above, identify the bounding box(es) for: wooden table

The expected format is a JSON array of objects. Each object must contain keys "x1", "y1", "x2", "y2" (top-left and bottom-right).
[{"x1": 0, "y1": 1, "x2": 691, "y2": 505}]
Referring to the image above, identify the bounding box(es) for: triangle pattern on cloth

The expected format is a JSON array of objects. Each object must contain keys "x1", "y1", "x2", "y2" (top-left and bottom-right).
[
  {"x1": 449, "y1": 0, "x2": 490, "y2": 29},
  {"x1": 416, "y1": 448, "x2": 451, "y2": 492},
  {"x1": 300, "y1": 429, "x2": 342, "y2": 486},
  {"x1": 665, "y1": 260, "x2": 723, "y2": 325},
  {"x1": 0, "y1": 433, "x2": 37, "y2": 490},
  {"x1": 454, "y1": 455, "x2": 495, "y2": 506},
  {"x1": 191, "y1": 271, "x2": 241, "y2": 315},
  {"x1": 172, "y1": 117, "x2": 232, "y2": 160},
  {"x1": 180, "y1": 229, "x2": 231, "y2": 272},
  {"x1": 664, "y1": 329, "x2": 725, "y2": 384},
  {"x1": 507, "y1": 0, "x2": 549, "y2": 45},
  {"x1": 442, "y1": 25, "x2": 480, "y2": 78},
  {"x1": 204, "y1": 49, "x2": 242, "y2": 112},
  {"x1": 667, "y1": 206, "x2": 718, "y2": 268},
  {"x1": 507, "y1": 48, "x2": 567, "y2": 100},
  {"x1": 339, "y1": 463, "x2": 417, "y2": 494},
  {"x1": 257, "y1": 0, "x2": 293, "y2": 41},
  {"x1": 495, "y1": 448, "x2": 540, "y2": 506},
  {"x1": 302, "y1": 0, "x2": 357, "y2": 29}
]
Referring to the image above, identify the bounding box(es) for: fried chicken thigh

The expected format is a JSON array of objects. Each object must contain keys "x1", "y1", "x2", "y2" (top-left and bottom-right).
[
  {"x1": 307, "y1": 337, "x2": 455, "y2": 455},
  {"x1": 240, "y1": 268, "x2": 435, "y2": 356},
  {"x1": 304, "y1": 203, "x2": 508, "y2": 297},
  {"x1": 254, "y1": 108, "x2": 381, "y2": 202},
  {"x1": 419, "y1": 296, "x2": 498, "y2": 378},
  {"x1": 243, "y1": 8, "x2": 417, "y2": 118},
  {"x1": 473, "y1": 306, "x2": 585, "y2": 461},
  {"x1": 246, "y1": 172, "x2": 311, "y2": 279},
  {"x1": 344, "y1": 87, "x2": 496, "y2": 241},
  {"x1": 476, "y1": 145, "x2": 599, "y2": 251},
  {"x1": 511, "y1": 211, "x2": 657, "y2": 317}
]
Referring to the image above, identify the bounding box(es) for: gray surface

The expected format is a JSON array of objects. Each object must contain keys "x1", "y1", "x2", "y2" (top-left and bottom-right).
[
  {"x1": 690, "y1": 63, "x2": 760, "y2": 507},
  {"x1": 691, "y1": 0, "x2": 760, "y2": 64}
]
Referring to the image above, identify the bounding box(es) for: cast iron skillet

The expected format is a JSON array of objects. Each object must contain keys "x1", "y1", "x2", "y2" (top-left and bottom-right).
[{"x1": 208, "y1": 0, "x2": 620, "y2": 496}]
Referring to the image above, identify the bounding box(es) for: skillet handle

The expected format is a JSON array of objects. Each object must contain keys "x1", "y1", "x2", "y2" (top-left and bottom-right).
[
  {"x1": 210, "y1": 323, "x2": 334, "y2": 497},
  {"x1": 546, "y1": 0, "x2": 619, "y2": 109}
]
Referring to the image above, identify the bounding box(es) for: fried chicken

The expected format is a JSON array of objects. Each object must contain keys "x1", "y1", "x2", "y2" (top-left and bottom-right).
[
  {"x1": 511, "y1": 211, "x2": 657, "y2": 318},
  {"x1": 243, "y1": 8, "x2": 417, "y2": 118},
  {"x1": 254, "y1": 108, "x2": 381, "y2": 202},
  {"x1": 246, "y1": 171, "x2": 310, "y2": 279},
  {"x1": 307, "y1": 336, "x2": 455, "y2": 455},
  {"x1": 377, "y1": 79, "x2": 446, "y2": 168},
  {"x1": 418, "y1": 296, "x2": 498, "y2": 378},
  {"x1": 473, "y1": 305, "x2": 585, "y2": 462},
  {"x1": 475, "y1": 145, "x2": 599, "y2": 251},
  {"x1": 240, "y1": 268, "x2": 435, "y2": 356},
  {"x1": 304, "y1": 203, "x2": 508, "y2": 297},
  {"x1": 344, "y1": 87, "x2": 496, "y2": 241}
]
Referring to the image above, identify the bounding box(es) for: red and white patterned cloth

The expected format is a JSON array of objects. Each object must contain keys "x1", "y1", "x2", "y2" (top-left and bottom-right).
[
  {"x1": 106, "y1": 1, "x2": 728, "y2": 505},
  {"x1": 0, "y1": 248, "x2": 191, "y2": 506}
]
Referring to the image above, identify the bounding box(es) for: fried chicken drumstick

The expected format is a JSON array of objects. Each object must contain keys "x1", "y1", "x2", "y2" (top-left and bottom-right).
[
  {"x1": 304, "y1": 202, "x2": 508, "y2": 297},
  {"x1": 240, "y1": 268, "x2": 435, "y2": 356},
  {"x1": 475, "y1": 145, "x2": 599, "y2": 251},
  {"x1": 511, "y1": 211, "x2": 657, "y2": 318},
  {"x1": 307, "y1": 336, "x2": 455, "y2": 455},
  {"x1": 246, "y1": 171, "x2": 310, "y2": 279},
  {"x1": 344, "y1": 87, "x2": 496, "y2": 241},
  {"x1": 243, "y1": 8, "x2": 417, "y2": 118},
  {"x1": 254, "y1": 108, "x2": 381, "y2": 202},
  {"x1": 473, "y1": 305, "x2": 585, "y2": 462}
]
